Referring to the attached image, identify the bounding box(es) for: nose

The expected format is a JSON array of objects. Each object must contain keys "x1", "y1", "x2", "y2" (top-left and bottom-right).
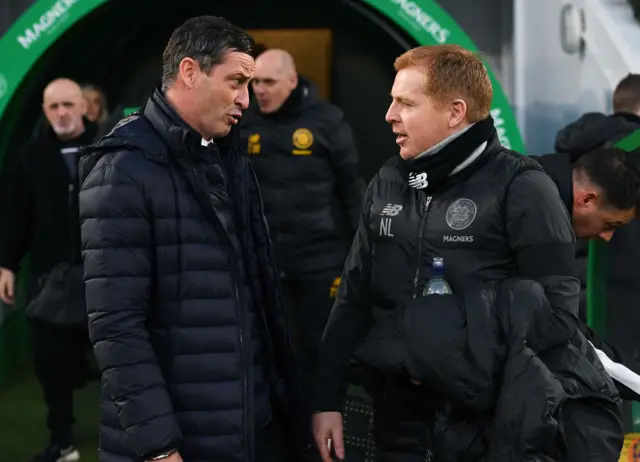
[
  {"x1": 237, "y1": 86, "x2": 250, "y2": 111},
  {"x1": 385, "y1": 101, "x2": 398, "y2": 124},
  {"x1": 56, "y1": 106, "x2": 69, "y2": 118},
  {"x1": 599, "y1": 230, "x2": 614, "y2": 242}
]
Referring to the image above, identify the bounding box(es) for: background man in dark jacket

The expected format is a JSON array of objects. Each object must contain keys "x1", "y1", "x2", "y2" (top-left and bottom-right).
[
  {"x1": 238, "y1": 49, "x2": 365, "y2": 423},
  {"x1": 554, "y1": 74, "x2": 640, "y2": 420},
  {"x1": 534, "y1": 147, "x2": 640, "y2": 402},
  {"x1": 79, "y1": 16, "x2": 297, "y2": 462},
  {"x1": 312, "y1": 44, "x2": 622, "y2": 462},
  {"x1": 0, "y1": 77, "x2": 97, "y2": 462},
  {"x1": 555, "y1": 74, "x2": 640, "y2": 159}
]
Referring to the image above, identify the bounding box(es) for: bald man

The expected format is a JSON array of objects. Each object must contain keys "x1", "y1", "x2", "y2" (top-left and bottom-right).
[
  {"x1": 239, "y1": 49, "x2": 365, "y2": 457},
  {"x1": 250, "y1": 49, "x2": 298, "y2": 114},
  {"x1": 0, "y1": 77, "x2": 98, "y2": 462}
]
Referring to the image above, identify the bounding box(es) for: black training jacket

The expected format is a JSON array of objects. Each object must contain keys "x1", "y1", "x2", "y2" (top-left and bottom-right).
[
  {"x1": 239, "y1": 77, "x2": 365, "y2": 277},
  {"x1": 314, "y1": 133, "x2": 581, "y2": 413}
]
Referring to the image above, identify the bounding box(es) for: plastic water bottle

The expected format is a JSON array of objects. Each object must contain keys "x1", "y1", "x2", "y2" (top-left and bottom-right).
[{"x1": 423, "y1": 256, "x2": 453, "y2": 296}]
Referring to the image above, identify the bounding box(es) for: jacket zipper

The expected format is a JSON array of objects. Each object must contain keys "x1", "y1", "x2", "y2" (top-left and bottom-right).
[
  {"x1": 191, "y1": 162, "x2": 251, "y2": 460},
  {"x1": 413, "y1": 194, "x2": 433, "y2": 298},
  {"x1": 235, "y1": 284, "x2": 250, "y2": 460}
]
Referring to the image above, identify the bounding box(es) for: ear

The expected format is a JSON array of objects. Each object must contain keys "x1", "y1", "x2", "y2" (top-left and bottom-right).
[
  {"x1": 575, "y1": 190, "x2": 598, "y2": 209},
  {"x1": 178, "y1": 57, "x2": 200, "y2": 89},
  {"x1": 449, "y1": 99, "x2": 468, "y2": 127},
  {"x1": 290, "y1": 73, "x2": 298, "y2": 90}
]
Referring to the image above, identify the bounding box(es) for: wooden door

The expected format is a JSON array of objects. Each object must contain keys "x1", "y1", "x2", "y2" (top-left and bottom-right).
[{"x1": 246, "y1": 28, "x2": 333, "y2": 100}]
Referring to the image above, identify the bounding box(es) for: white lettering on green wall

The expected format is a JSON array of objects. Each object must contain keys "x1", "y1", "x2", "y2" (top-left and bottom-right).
[
  {"x1": 391, "y1": 0, "x2": 451, "y2": 44},
  {"x1": 17, "y1": 0, "x2": 79, "y2": 50}
]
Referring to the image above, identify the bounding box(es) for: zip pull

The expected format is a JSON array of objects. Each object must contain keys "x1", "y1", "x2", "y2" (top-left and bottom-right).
[{"x1": 425, "y1": 196, "x2": 433, "y2": 210}]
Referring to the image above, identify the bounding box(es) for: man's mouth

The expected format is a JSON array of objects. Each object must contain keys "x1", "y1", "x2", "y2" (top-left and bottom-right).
[
  {"x1": 394, "y1": 132, "x2": 408, "y2": 145},
  {"x1": 228, "y1": 114, "x2": 241, "y2": 125}
]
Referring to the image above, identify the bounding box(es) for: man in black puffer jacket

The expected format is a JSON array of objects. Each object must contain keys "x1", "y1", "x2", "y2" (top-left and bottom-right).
[
  {"x1": 79, "y1": 16, "x2": 298, "y2": 462},
  {"x1": 312, "y1": 44, "x2": 623, "y2": 462}
]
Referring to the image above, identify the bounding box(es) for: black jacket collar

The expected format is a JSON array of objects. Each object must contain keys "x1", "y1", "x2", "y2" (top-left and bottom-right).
[
  {"x1": 143, "y1": 87, "x2": 238, "y2": 159},
  {"x1": 397, "y1": 116, "x2": 498, "y2": 194}
]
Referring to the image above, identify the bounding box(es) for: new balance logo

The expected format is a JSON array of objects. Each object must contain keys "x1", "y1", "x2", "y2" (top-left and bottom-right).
[
  {"x1": 408, "y1": 172, "x2": 428, "y2": 189},
  {"x1": 381, "y1": 204, "x2": 403, "y2": 216}
]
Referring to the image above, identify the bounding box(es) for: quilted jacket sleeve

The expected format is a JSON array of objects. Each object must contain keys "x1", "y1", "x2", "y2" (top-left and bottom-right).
[{"x1": 80, "y1": 153, "x2": 182, "y2": 458}]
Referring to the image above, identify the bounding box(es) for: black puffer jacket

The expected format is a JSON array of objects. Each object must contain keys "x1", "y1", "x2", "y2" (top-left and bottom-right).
[
  {"x1": 314, "y1": 130, "x2": 580, "y2": 409},
  {"x1": 239, "y1": 77, "x2": 365, "y2": 277},
  {"x1": 79, "y1": 90, "x2": 296, "y2": 462},
  {"x1": 313, "y1": 124, "x2": 590, "y2": 459},
  {"x1": 354, "y1": 278, "x2": 619, "y2": 461}
]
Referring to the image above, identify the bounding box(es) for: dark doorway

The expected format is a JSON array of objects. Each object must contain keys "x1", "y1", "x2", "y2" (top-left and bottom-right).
[{"x1": 1, "y1": 0, "x2": 413, "y2": 183}]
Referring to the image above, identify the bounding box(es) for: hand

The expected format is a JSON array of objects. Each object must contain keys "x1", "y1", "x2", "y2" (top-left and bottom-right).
[
  {"x1": 146, "y1": 451, "x2": 182, "y2": 462},
  {"x1": 0, "y1": 267, "x2": 15, "y2": 304},
  {"x1": 313, "y1": 411, "x2": 345, "y2": 461}
]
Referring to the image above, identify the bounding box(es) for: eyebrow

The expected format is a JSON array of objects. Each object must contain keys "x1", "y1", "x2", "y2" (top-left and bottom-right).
[
  {"x1": 229, "y1": 72, "x2": 251, "y2": 80},
  {"x1": 48, "y1": 100, "x2": 75, "y2": 106},
  {"x1": 391, "y1": 94, "x2": 413, "y2": 104}
]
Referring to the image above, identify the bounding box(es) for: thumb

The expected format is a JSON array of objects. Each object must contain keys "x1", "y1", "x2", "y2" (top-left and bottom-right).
[
  {"x1": 331, "y1": 423, "x2": 345, "y2": 460},
  {"x1": 314, "y1": 427, "x2": 332, "y2": 462}
]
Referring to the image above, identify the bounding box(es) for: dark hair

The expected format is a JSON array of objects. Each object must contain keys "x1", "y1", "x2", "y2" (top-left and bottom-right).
[
  {"x1": 574, "y1": 147, "x2": 640, "y2": 210},
  {"x1": 252, "y1": 43, "x2": 268, "y2": 58},
  {"x1": 161, "y1": 16, "x2": 254, "y2": 91},
  {"x1": 613, "y1": 73, "x2": 640, "y2": 114}
]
